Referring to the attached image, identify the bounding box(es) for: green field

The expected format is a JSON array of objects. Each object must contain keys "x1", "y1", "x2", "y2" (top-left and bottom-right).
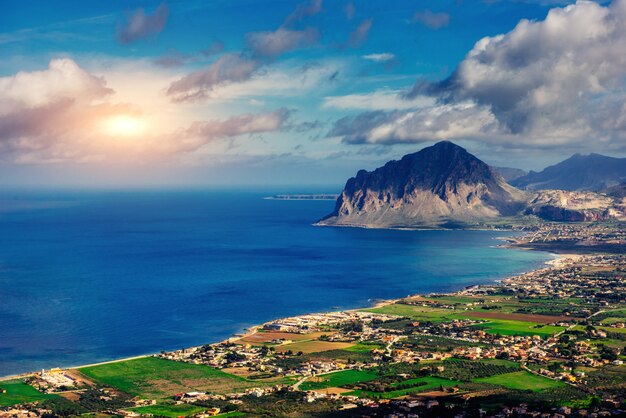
[
  {"x1": 470, "y1": 319, "x2": 564, "y2": 337},
  {"x1": 131, "y1": 403, "x2": 244, "y2": 418},
  {"x1": 346, "y1": 376, "x2": 461, "y2": 399},
  {"x1": 366, "y1": 302, "x2": 565, "y2": 337},
  {"x1": 364, "y1": 303, "x2": 456, "y2": 322},
  {"x1": 300, "y1": 369, "x2": 378, "y2": 391},
  {"x1": 0, "y1": 380, "x2": 56, "y2": 407},
  {"x1": 474, "y1": 371, "x2": 565, "y2": 392},
  {"x1": 130, "y1": 403, "x2": 207, "y2": 417},
  {"x1": 78, "y1": 357, "x2": 260, "y2": 399},
  {"x1": 342, "y1": 343, "x2": 382, "y2": 353}
]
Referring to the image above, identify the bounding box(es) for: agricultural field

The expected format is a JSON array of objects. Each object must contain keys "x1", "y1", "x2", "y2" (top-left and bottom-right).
[
  {"x1": 129, "y1": 403, "x2": 208, "y2": 417},
  {"x1": 274, "y1": 340, "x2": 354, "y2": 354},
  {"x1": 345, "y1": 376, "x2": 461, "y2": 399},
  {"x1": 469, "y1": 319, "x2": 564, "y2": 337},
  {"x1": 77, "y1": 357, "x2": 261, "y2": 399},
  {"x1": 364, "y1": 303, "x2": 456, "y2": 322},
  {"x1": 474, "y1": 371, "x2": 565, "y2": 392},
  {"x1": 0, "y1": 380, "x2": 56, "y2": 407},
  {"x1": 435, "y1": 359, "x2": 519, "y2": 381},
  {"x1": 366, "y1": 297, "x2": 568, "y2": 337},
  {"x1": 300, "y1": 370, "x2": 378, "y2": 391},
  {"x1": 236, "y1": 331, "x2": 327, "y2": 345}
]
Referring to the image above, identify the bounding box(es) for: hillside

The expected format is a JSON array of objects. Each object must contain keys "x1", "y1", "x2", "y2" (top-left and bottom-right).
[{"x1": 511, "y1": 153, "x2": 626, "y2": 191}]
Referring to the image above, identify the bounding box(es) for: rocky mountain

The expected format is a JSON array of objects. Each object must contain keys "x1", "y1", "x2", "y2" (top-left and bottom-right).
[
  {"x1": 493, "y1": 166, "x2": 527, "y2": 183},
  {"x1": 525, "y1": 190, "x2": 624, "y2": 222},
  {"x1": 318, "y1": 141, "x2": 529, "y2": 228},
  {"x1": 511, "y1": 153, "x2": 626, "y2": 192},
  {"x1": 319, "y1": 142, "x2": 625, "y2": 228}
]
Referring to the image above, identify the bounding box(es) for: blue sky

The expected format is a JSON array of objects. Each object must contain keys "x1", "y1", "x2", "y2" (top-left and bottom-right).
[{"x1": 0, "y1": 0, "x2": 624, "y2": 187}]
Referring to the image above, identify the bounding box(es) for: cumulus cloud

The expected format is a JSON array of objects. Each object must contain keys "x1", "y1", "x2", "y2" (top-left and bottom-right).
[
  {"x1": 332, "y1": 0, "x2": 626, "y2": 151},
  {"x1": 117, "y1": 3, "x2": 169, "y2": 44},
  {"x1": 246, "y1": 27, "x2": 318, "y2": 58},
  {"x1": 362, "y1": 53, "x2": 395, "y2": 62},
  {"x1": 0, "y1": 58, "x2": 112, "y2": 112},
  {"x1": 411, "y1": 10, "x2": 450, "y2": 29},
  {"x1": 328, "y1": 103, "x2": 502, "y2": 145},
  {"x1": 348, "y1": 18, "x2": 373, "y2": 48},
  {"x1": 166, "y1": 54, "x2": 260, "y2": 102}
]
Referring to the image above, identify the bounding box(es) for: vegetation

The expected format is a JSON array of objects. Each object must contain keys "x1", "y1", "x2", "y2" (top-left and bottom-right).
[
  {"x1": 346, "y1": 376, "x2": 461, "y2": 399},
  {"x1": 0, "y1": 380, "x2": 56, "y2": 407},
  {"x1": 300, "y1": 369, "x2": 378, "y2": 391},
  {"x1": 130, "y1": 403, "x2": 207, "y2": 417},
  {"x1": 435, "y1": 358, "x2": 519, "y2": 381},
  {"x1": 78, "y1": 357, "x2": 259, "y2": 399},
  {"x1": 470, "y1": 319, "x2": 564, "y2": 337},
  {"x1": 474, "y1": 371, "x2": 565, "y2": 392}
]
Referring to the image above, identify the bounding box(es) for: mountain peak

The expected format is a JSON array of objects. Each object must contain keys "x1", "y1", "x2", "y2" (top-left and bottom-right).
[{"x1": 319, "y1": 142, "x2": 527, "y2": 228}]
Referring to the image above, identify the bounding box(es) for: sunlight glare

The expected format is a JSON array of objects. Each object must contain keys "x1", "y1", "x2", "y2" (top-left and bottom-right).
[{"x1": 102, "y1": 115, "x2": 145, "y2": 137}]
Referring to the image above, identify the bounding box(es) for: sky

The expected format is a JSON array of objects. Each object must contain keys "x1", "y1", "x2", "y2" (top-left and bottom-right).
[{"x1": 1, "y1": 0, "x2": 625, "y2": 188}]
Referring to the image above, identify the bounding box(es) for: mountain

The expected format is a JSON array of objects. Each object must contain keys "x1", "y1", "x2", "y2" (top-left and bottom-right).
[
  {"x1": 319, "y1": 142, "x2": 626, "y2": 228},
  {"x1": 318, "y1": 141, "x2": 528, "y2": 228},
  {"x1": 493, "y1": 166, "x2": 527, "y2": 183},
  {"x1": 525, "y1": 189, "x2": 624, "y2": 222},
  {"x1": 511, "y1": 153, "x2": 626, "y2": 191},
  {"x1": 603, "y1": 182, "x2": 626, "y2": 199}
]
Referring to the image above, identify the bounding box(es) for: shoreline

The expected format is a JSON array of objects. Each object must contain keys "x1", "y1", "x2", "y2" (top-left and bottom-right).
[{"x1": 0, "y1": 233, "x2": 558, "y2": 381}]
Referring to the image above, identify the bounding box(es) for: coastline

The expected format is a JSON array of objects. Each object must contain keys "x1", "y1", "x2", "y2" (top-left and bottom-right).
[{"x1": 0, "y1": 232, "x2": 559, "y2": 381}]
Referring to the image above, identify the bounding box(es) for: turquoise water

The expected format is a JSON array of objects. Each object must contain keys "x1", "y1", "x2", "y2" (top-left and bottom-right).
[{"x1": 0, "y1": 190, "x2": 550, "y2": 376}]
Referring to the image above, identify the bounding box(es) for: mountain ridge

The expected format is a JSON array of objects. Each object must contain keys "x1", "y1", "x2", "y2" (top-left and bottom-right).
[{"x1": 511, "y1": 153, "x2": 626, "y2": 191}]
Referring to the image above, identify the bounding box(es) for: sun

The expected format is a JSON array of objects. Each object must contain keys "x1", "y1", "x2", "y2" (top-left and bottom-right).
[{"x1": 102, "y1": 115, "x2": 145, "y2": 137}]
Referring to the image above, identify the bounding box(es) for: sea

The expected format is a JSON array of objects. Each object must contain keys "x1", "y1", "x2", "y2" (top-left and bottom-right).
[{"x1": 0, "y1": 189, "x2": 552, "y2": 376}]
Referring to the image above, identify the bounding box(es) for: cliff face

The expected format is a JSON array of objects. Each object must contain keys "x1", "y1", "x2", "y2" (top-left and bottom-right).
[{"x1": 319, "y1": 141, "x2": 528, "y2": 228}]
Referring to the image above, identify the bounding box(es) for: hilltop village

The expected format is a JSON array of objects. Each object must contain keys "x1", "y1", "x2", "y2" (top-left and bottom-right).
[{"x1": 1, "y1": 222, "x2": 625, "y2": 418}]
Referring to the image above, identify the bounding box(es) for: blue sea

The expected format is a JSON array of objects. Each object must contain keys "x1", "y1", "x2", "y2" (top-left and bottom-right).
[{"x1": 0, "y1": 189, "x2": 551, "y2": 376}]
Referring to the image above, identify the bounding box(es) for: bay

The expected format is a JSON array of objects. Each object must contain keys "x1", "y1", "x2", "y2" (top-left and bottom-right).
[{"x1": 0, "y1": 189, "x2": 550, "y2": 376}]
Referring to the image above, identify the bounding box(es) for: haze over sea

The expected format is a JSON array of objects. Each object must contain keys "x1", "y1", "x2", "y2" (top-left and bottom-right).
[{"x1": 0, "y1": 190, "x2": 550, "y2": 376}]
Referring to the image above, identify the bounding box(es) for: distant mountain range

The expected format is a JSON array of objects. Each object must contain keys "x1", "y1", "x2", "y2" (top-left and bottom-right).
[
  {"x1": 493, "y1": 167, "x2": 527, "y2": 182},
  {"x1": 511, "y1": 153, "x2": 626, "y2": 192},
  {"x1": 318, "y1": 142, "x2": 625, "y2": 228}
]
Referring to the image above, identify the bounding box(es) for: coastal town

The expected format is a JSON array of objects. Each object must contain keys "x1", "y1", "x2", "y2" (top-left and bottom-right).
[{"x1": 1, "y1": 222, "x2": 625, "y2": 418}]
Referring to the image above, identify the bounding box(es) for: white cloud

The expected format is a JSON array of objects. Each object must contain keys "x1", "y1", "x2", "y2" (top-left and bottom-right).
[
  {"x1": 362, "y1": 53, "x2": 395, "y2": 62},
  {"x1": 0, "y1": 58, "x2": 112, "y2": 113},
  {"x1": 323, "y1": 89, "x2": 434, "y2": 111}
]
